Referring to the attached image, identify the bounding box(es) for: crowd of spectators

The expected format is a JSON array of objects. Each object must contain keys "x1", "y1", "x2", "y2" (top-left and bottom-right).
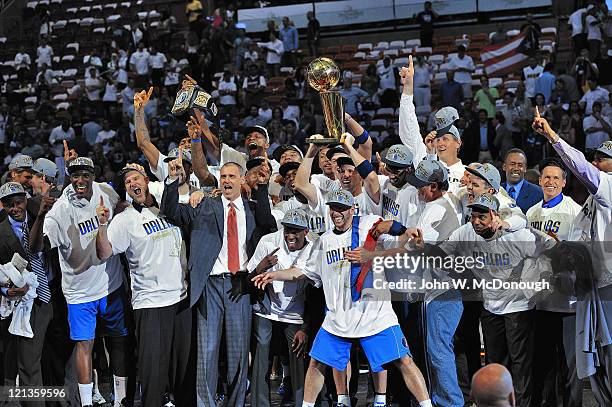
[{"x1": 0, "y1": 1, "x2": 611, "y2": 200}]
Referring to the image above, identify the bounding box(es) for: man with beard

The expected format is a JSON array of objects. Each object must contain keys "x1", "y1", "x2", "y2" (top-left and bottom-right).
[
  {"x1": 95, "y1": 163, "x2": 193, "y2": 407},
  {"x1": 248, "y1": 209, "x2": 315, "y2": 407},
  {"x1": 252, "y1": 190, "x2": 433, "y2": 407},
  {"x1": 407, "y1": 193, "x2": 555, "y2": 407},
  {"x1": 41, "y1": 157, "x2": 133, "y2": 407},
  {"x1": 533, "y1": 109, "x2": 612, "y2": 406},
  {"x1": 272, "y1": 144, "x2": 304, "y2": 201},
  {"x1": 399, "y1": 56, "x2": 465, "y2": 193}
]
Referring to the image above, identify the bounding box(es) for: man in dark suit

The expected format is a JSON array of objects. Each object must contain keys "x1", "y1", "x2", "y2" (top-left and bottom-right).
[
  {"x1": 161, "y1": 155, "x2": 256, "y2": 407},
  {"x1": 461, "y1": 109, "x2": 498, "y2": 164},
  {"x1": 502, "y1": 148, "x2": 543, "y2": 213},
  {"x1": 0, "y1": 182, "x2": 76, "y2": 407}
]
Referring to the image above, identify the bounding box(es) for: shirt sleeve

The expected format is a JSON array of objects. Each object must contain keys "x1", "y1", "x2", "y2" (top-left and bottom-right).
[
  {"x1": 552, "y1": 138, "x2": 600, "y2": 195},
  {"x1": 399, "y1": 94, "x2": 428, "y2": 165},
  {"x1": 300, "y1": 240, "x2": 322, "y2": 287},
  {"x1": 417, "y1": 205, "x2": 444, "y2": 242},
  {"x1": 150, "y1": 153, "x2": 168, "y2": 181},
  {"x1": 247, "y1": 237, "x2": 270, "y2": 272},
  {"x1": 107, "y1": 214, "x2": 130, "y2": 255}
]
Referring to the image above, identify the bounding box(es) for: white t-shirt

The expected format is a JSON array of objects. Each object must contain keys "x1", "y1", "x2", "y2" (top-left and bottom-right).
[
  {"x1": 523, "y1": 65, "x2": 544, "y2": 97},
  {"x1": 444, "y1": 160, "x2": 466, "y2": 195},
  {"x1": 258, "y1": 40, "x2": 284, "y2": 65},
  {"x1": 95, "y1": 130, "x2": 116, "y2": 145},
  {"x1": 311, "y1": 186, "x2": 381, "y2": 235},
  {"x1": 247, "y1": 230, "x2": 315, "y2": 323},
  {"x1": 414, "y1": 64, "x2": 432, "y2": 88},
  {"x1": 107, "y1": 202, "x2": 186, "y2": 309},
  {"x1": 273, "y1": 197, "x2": 327, "y2": 235},
  {"x1": 301, "y1": 215, "x2": 398, "y2": 337},
  {"x1": 130, "y1": 50, "x2": 151, "y2": 75},
  {"x1": 457, "y1": 186, "x2": 527, "y2": 231},
  {"x1": 569, "y1": 8, "x2": 587, "y2": 37},
  {"x1": 378, "y1": 65, "x2": 396, "y2": 90},
  {"x1": 148, "y1": 52, "x2": 167, "y2": 69},
  {"x1": 440, "y1": 225, "x2": 553, "y2": 314},
  {"x1": 583, "y1": 114, "x2": 611, "y2": 150},
  {"x1": 103, "y1": 82, "x2": 118, "y2": 102},
  {"x1": 448, "y1": 55, "x2": 475, "y2": 85},
  {"x1": 85, "y1": 77, "x2": 102, "y2": 101},
  {"x1": 36, "y1": 45, "x2": 53, "y2": 68},
  {"x1": 218, "y1": 80, "x2": 237, "y2": 106},
  {"x1": 14, "y1": 53, "x2": 31, "y2": 70},
  {"x1": 527, "y1": 195, "x2": 582, "y2": 312},
  {"x1": 43, "y1": 182, "x2": 124, "y2": 304},
  {"x1": 379, "y1": 175, "x2": 422, "y2": 226},
  {"x1": 586, "y1": 15, "x2": 602, "y2": 41},
  {"x1": 311, "y1": 174, "x2": 340, "y2": 195},
  {"x1": 579, "y1": 87, "x2": 610, "y2": 115},
  {"x1": 574, "y1": 172, "x2": 612, "y2": 288}
]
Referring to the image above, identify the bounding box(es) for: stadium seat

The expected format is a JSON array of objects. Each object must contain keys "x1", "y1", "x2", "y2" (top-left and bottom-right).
[
  {"x1": 374, "y1": 42, "x2": 389, "y2": 51},
  {"x1": 374, "y1": 107, "x2": 394, "y2": 119},
  {"x1": 56, "y1": 101, "x2": 71, "y2": 110},
  {"x1": 61, "y1": 55, "x2": 75, "y2": 61},
  {"x1": 389, "y1": 40, "x2": 404, "y2": 50},
  {"x1": 415, "y1": 47, "x2": 432, "y2": 56},
  {"x1": 433, "y1": 72, "x2": 446, "y2": 83},
  {"x1": 489, "y1": 77, "x2": 503, "y2": 88},
  {"x1": 405, "y1": 39, "x2": 421, "y2": 48},
  {"x1": 541, "y1": 27, "x2": 557, "y2": 36},
  {"x1": 357, "y1": 43, "x2": 373, "y2": 51},
  {"x1": 24, "y1": 96, "x2": 37, "y2": 104},
  {"x1": 455, "y1": 38, "x2": 469, "y2": 48},
  {"x1": 506, "y1": 29, "x2": 520, "y2": 37},
  {"x1": 394, "y1": 57, "x2": 409, "y2": 67},
  {"x1": 429, "y1": 54, "x2": 444, "y2": 65},
  {"x1": 399, "y1": 48, "x2": 413, "y2": 57},
  {"x1": 438, "y1": 63, "x2": 451, "y2": 73},
  {"x1": 370, "y1": 119, "x2": 388, "y2": 131},
  {"x1": 358, "y1": 63, "x2": 370, "y2": 73},
  {"x1": 383, "y1": 49, "x2": 398, "y2": 57},
  {"x1": 353, "y1": 52, "x2": 366, "y2": 60},
  {"x1": 52, "y1": 93, "x2": 68, "y2": 101}
]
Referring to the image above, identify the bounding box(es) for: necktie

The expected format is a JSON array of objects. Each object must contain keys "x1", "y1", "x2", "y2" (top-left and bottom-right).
[
  {"x1": 22, "y1": 222, "x2": 51, "y2": 303},
  {"x1": 508, "y1": 186, "x2": 516, "y2": 200},
  {"x1": 227, "y1": 202, "x2": 239, "y2": 274}
]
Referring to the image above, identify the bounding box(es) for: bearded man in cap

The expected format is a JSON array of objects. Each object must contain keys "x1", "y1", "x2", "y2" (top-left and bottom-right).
[{"x1": 41, "y1": 157, "x2": 134, "y2": 407}]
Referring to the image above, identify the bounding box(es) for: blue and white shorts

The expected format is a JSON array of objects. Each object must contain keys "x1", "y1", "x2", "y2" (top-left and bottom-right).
[{"x1": 67, "y1": 286, "x2": 129, "y2": 341}]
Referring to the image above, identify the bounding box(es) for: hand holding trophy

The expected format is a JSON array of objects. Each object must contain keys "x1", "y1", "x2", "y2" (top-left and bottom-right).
[{"x1": 172, "y1": 75, "x2": 218, "y2": 119}]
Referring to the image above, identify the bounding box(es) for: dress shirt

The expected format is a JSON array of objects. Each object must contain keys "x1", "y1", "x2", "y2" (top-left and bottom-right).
[{"x1": 210, "y1": 195, "x2": 248, "y2": 275}]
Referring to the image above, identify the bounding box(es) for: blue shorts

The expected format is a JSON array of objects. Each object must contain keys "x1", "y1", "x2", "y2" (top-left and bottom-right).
[
  {"x1": 310, "y1": 325, "x2": 411, "y2": 372},
  {"x1": 67, "y1": 287, "x2": 129, "y2": 341}
]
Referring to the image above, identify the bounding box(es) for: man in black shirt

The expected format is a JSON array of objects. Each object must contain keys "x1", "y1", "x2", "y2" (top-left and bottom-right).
[
  {"x1": 415, "y1": 1, "x2": 438, "y2": 48},
  {"x1": 307, "y1": 11, "x2": 320, "y2": 57},
  {"x1": 596, "y1": 44, "x2": 612, "y2": 87}
]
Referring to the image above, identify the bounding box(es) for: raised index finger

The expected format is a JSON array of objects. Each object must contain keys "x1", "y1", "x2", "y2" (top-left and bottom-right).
[
  {"x1": 185, "y1": 74, "x2": 197, "y2": 86},
  {"x1": 408, "y1": 54, "x2": 413, "y2": 69},
  {"x1": 63, "y1": 140, "x2": 68, "y2": 153},
  {"x1": 177, "y1": 145, "x2": 183, "y2": 165},
  {"x1": 99, "y1": 196, "x2": 104, "y2": 207},
  {"x1": 535, "y1": 105, "x2": 541, "y2": 119}
]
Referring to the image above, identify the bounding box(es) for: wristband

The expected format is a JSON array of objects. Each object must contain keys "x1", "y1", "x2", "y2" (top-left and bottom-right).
[
  {"x1": 191, "y1": 138, "x2": 202, "y2": 143},
  {"x1": 99, "y1": 222, "x2": 108, "y2": 226},
  {"x1": 356, "y1": 130, "x2": 370, "y2": 145},
  {"x1": 389, "y1": 221, "x2": 407, "y2": 236},
  {"x1": 356, "y1": 160, "x2": 375, "y2": 179}
]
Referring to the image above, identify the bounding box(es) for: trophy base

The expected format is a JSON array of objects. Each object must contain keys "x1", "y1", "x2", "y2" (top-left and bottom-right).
[{"x1": 306, "y1": 137, "x2": 340, "y2": 145}]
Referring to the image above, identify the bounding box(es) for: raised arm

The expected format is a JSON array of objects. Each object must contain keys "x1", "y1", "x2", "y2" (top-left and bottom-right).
[
  {"x1": 254, "y1": 165, "x2": 277, "y2": 233},
  {"x1": 29, "y1": 192, "x2": 56, "y2": 254},
  {"x1": 533, "y1": 107, "x2": 600, "y2": 194},
  {"x1": 160, "y1": 149, "x2": 199, "y2": 226},
  {"x1": 345, "y1": 113, "x2": 373, "y2": 162},
  {"x1": 399, "y1": 56, "x2": 428, "y2": 165},
  {"x1": 294, "y1": 140, "x2": 321, "y2": 207},
  {"x1": 134, "y1": 87, "x2": 162, "y2": 171},
  {"x1": 188, "y1": 109, "x2": 217, "y2": 186},
  {"x1": 95, "y1": 196, "x2": 113, "y2": 261},
  {"x1": 342, "y1": 133, "x2": 380, "y2": 204}
]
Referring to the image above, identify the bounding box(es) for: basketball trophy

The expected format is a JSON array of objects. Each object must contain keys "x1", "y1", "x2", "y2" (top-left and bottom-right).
[{"x1": 306, "y1": 57, "x2": 345, "y2": 144}]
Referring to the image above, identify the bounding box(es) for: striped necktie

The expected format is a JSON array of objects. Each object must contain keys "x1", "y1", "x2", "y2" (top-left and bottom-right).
[
  {"x1": 22, "y1": 222, "x2": 51, "y2": 303},
  {"x1": 508, "y1": 186, "x2": 516, "y2": 200}
]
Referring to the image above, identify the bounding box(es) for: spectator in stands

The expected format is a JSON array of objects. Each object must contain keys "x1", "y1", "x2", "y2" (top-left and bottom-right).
[
  {"x1": 441, "y1": 71, "x2": 463, "y2": 111},
  {"x1": 493, "y1": 111, "x2": 513, "y2": 161},
  {"x1": 549, "y1": 79, "x2": 570, "y2": 126},
  {"x1": 14, "y1": 46, "x2": 31, "y2": 86},
  {"x1": 378, "y1": 56, "x2": 399, "y2": 108},
  {"x1": 448, "y1": 45, "x2": 475, "y2": 98},
  {"x1": 121, "y1": 78, "x2": 136, "y2": 117},
  {"x1": 413, "y1": 55, "x2": 433, "y2": 108},
  {"x1": 572, "y1": 48, "x2": 599, "y2": 94},
  {"x1": 473, "y1": 76, "x2": 498, "y2": 119},
  {"x1": 186, "y1": 0, "x2": 203, "y2": 38},
  {"x1": 535, "y1": 63, "x2": 556, "y2": 104},
  {"x1": 85, "y1": 68, "x2": 104, "y2": 108},
  {"x1": 415, "y1": 1, "x2": 438, "y2": 48},
  {"x1": 490, "y1": 23, "x2": 508, "y2": 45},
  {"x1": 259, "y1": 99, "x2": 272, "y2": 122},
  {"x1": 36, "y1": 37, "x2": 53, "y2": 70},
  {"x1": 82, "y1": 116, "x2": 102, "y2": 147},
  {"x1": 464, "y1": 108, "x2": 496, "y2": 163},
  {"x1": 307, "y1": 11, "x2": 320, "y2": 57},
  {"x1": 556, "y1": 114, "x2": 576, "y2": 145},
  {"x1": 159, "y1": 10, "x2": 177, "y2": 50},
  {"x1": 281, "y1": 97, "x2": 300, "y2": 123},
  {"x1": 267, "y1": 107, "x2": 284, "y2": 140},
  {"x1": 596, "y1": 43, "x2": 612, "y2": 86},
  {"x1": 461, "y1": 97, "x2": 477, "y2": 124},
  {"x1": 244, "y1": 42, "x2": 259, "y2": 66},
  {"x1": 339, "y1": 73, "x2": 368, "y2": 117},
  {"x1": 34, "y1": 90, "x2": 54, "y2": 122},
  {"x1": 580, "y1": 77, "x2": 609, "y2": 115},
  {"x1": 130, "y1": 42, "x2": 151, "y2": 88},
  {"x1": 586, "y1": 5, "x2": 604, "y2": 60},
  {"x1": 84, "y1": 49, "x2": 103, "y2": 76},
  {"x1": 520, "y1": 13, "x2": 541, "y2": 48},
  {"x1": 218, "y1": 70, "x2": 238, "y2": 114},
  {"x1": 522, "y1": 57, "x2": 543, "y2": 100},
  {"x1": 583, "y1": 101, "x2": 612, "y2": 149},
  {"x1": 360, "y1": 63, "x2": 380, "y2": 101},
  {"x1": 279, "y1": 119, "x2": 306, "y2": 147},
  {"x1": 243, "y1": 64, "x2": 266, "y2": 108},
  {"x1": 48, "y1": 118, "x2": 75, "y2": 158},
  {"x1": 556, "y1": 67, "x2": 580, "y2": 102},
  {"x1": 148, "y1": 46, "x2": 168, "y2": 88},
  {"x1": 102, "y1": 72, "x2": 119, "y2": 115},
  {"x1": 129, "y1": 21, "x2": 144, "y2": 51},
  {"x1": 95, "y1": 119, "x2": 117, "y2": 153},
  {"x1": 241, "y1": 104, "x2": 268, "y2": 128},
  {"x1": 569, "y1": 5, "x2": 588, "y2": 58},
  {"x1": 233, "y1": 25, "x2": 250, "y2": 71},
  {"x1": 280, "y1": 17, "x2": 298, "y2": 68},
  {"x1": 39, "y1": 10, "x2": 51, "y2": 39},
  {"x1": 258, "y1": 31, "x2": 284, "y2": 77},
  {"x1": 534, "y1": 93, "x2": 553, "y2": 124},
  {"x1": 568, "y1": 100, "x2": 586, "y2": 150}
]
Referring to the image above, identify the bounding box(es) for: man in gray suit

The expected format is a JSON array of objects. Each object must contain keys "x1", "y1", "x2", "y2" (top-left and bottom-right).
[{"x1": 161, "y1": 150, "x2": 255, "y2": 407}]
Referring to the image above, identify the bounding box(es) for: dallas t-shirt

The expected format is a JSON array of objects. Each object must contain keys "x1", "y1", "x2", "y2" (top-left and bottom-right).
[
  {"x1": 44, "y1": 182, "x2": 123, "y2": 304},
  {"x1": 107, "y1": 204, "x2": 187, "y2": 309},
  {"x1": 301, "y1": 215, "x2": 398, "y2": 337}
]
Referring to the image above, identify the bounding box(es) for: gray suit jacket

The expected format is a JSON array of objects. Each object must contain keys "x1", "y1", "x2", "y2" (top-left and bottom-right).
[{"x1": 161, "y1": 179, "x2": 256, "y2": 307}]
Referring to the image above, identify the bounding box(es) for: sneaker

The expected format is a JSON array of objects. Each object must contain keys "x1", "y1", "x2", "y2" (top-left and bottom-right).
[{"x1": 92, "y1": 390, "x2": 106, "y2": 405}]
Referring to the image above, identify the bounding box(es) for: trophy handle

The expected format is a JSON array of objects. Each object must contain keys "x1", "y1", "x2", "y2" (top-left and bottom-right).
[{"x1": 320, "y1": 90, "x2": 345, "y2": 141}]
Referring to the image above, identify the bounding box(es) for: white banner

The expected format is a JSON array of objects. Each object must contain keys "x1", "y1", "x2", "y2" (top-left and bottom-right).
[
  {"x1": 314, "y1": 0, "x2": 395, "y2": 27},
  {"x1": 394, "y1": 0, "x2": 477, "y2": 18},
  {"x1": 478, "y1": 0, "x2": 552, "y2": 12},
  {"x1": 237, "y1": 4, "x2": 313, "y2": 33}
]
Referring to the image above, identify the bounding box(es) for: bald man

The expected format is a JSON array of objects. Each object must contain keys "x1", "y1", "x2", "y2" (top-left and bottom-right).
[{"x1": 471, "y1": 364, "x2": 516, "y2": 407}]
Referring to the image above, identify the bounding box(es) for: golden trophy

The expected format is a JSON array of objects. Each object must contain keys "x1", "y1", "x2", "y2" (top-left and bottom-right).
[
  {"x1": 171, "y1": 82, "x2": 218, "y2": 119},
  {"x1": 307, "y1": 57, "x2": 345, "y2": 144}
]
